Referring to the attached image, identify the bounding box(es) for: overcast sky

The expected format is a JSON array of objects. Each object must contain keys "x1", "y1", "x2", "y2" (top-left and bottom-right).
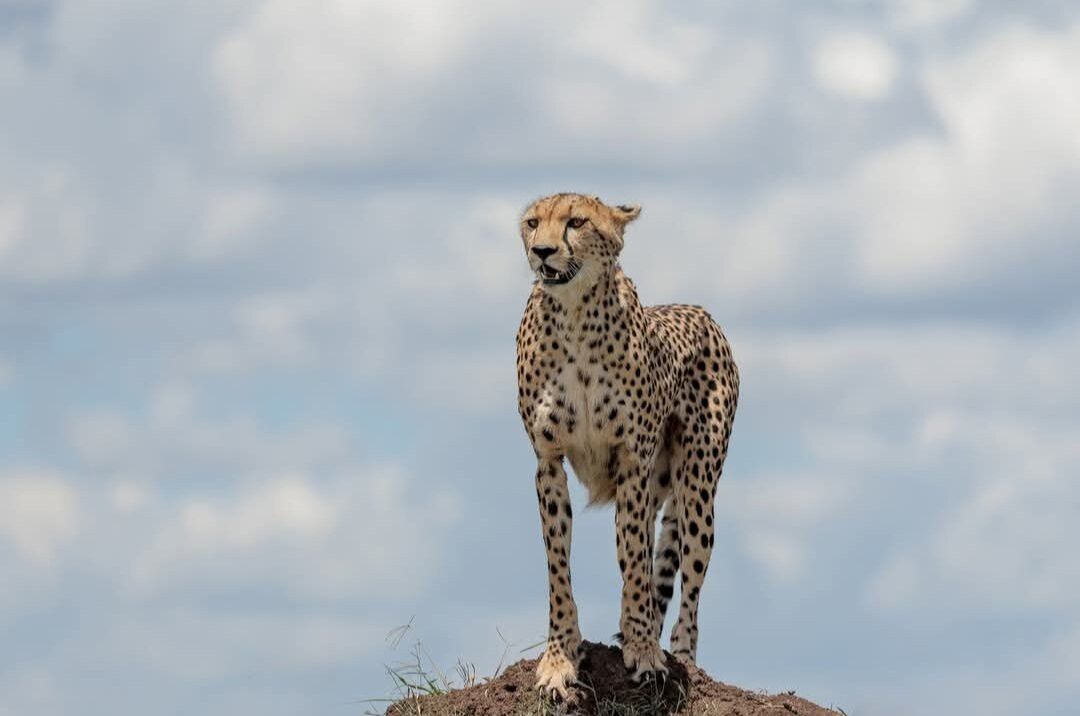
[{"x1": 2, "y1": 1, "x2": 1079, "y2": 715}]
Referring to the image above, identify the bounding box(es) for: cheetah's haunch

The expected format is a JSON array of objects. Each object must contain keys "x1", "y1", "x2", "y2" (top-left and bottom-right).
[{"x1": 515, "y1": 193, "x2": 739, "y2": 698}]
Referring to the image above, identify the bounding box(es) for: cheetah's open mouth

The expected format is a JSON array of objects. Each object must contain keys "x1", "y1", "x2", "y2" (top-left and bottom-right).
[{"x1": 539, "y1": 260, "x2": 581, "y2": 285}]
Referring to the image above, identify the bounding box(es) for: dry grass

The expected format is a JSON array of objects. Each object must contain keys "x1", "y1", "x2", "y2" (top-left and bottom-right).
[{"x1": 363, "y1": 619, "x2": 545, "y2": 716}]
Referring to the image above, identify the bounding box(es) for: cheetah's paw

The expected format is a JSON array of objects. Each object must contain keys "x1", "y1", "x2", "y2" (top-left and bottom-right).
[
  {"x1": 671, "y1": 648, "x2": 696, "y2": 667},
  {"x1": 535, "y1": 646, "x2": 578, "y2": 699},
  {"x1": 621, "y1": 638, "x2": 668, "y2": 682}
]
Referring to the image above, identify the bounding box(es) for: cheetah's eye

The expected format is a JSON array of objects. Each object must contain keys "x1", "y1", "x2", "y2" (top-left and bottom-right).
[
  {"x1": 567, "y1": 217, "x2": 586, "y2": 229},
  {"x1": 526, "y1": 218, "x2": 539, "y2": 229}
]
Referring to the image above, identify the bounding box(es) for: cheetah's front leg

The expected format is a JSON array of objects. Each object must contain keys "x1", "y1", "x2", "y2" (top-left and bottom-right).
[
  {"x1": 615, "y1": 450, "x2": 668, "y2": 681},
  {"x1": 534, "y1": 458, "x2": 581, "y2": 698}
]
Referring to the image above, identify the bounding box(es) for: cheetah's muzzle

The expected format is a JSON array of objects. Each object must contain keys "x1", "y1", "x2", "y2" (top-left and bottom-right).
[{"x1": 539, "y1": 260, "x2": 581, "y2": 285}]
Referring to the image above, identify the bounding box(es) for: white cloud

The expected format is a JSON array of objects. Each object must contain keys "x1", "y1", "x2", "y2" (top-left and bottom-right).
[
  {"x1": 1047, "y1": 620, "x2": 1080, "y2": 689},
  {"x1": 215, "y1": 0, "x2": 469, "y2": 162},
  {"x1": 854, "y1": 22, "x2": 1080, "y2": 292},
  {"x1": 865, "y1": 552, "x2": 920, "y2": 611},
  {"x1": 611, "y1": 186, "x2": 848, "y2": 325},
  {"x1": 188, "y1": 188, "x2": 271, "y2": 263},
  {"x1": 0, "y1": 468, "x2": 80, "y2": 566},
  {"x1": 570, "y1": 0, "x2": 708, "y2": 86},
  {"x1": 738, "y1": 322, "x2": 1080, "y2": 427},
  {"x1": 0, "y1": 666, "x2": 63, "y2": 716},
  {"x1": 649, "y1": 20, "x2": 1080, "y2": 311},
  {"x1": 68, "y1": 410, "x2": 136, "y2": 467},
  {"x1": 96, "y1": 608, "x2": 381, "y2": 683},
  {"x1": 812, "y1": 30, "x2": 898, "y2": 101},
  {"x1": 0, "y1": 169, "x2": 92, "y2": 284},
  {"x1": 0, "y1": 162, "x2": 277, "y2": 288},
  {"x1": 130, "y1": 467, "x2": 459, "y2": 600},
  {"x1": 724, "y1": 472, "x2": 855, "y2": 527},
  {"x1": 0, "y1": 196, "x2": 24, "y2": 260},
  {"x1": 889, "y1": 0, "x2": 975, "y2": 30},
  {"x1": 742, "y1": 530, "x2": 806, "y2": 583},
  {"x1": 107, "y1": 480, "x2": 149, "y2": 513},
  {"x1": 412, "y1": 346, "x2": 514, "y2": 412},
  {"x1": 66, "y1": 389, "x2": 459, "y2": 602},
  {"x1": 1, "y1": 386, "x2": 462, "y2": 709},
  {"x1": 719, "y1": 470, "x2": 858, "y2": 585},
  {"x1": 180, "y1": 475, "x2": 334, "y2": 550},
  {"x1": 0, "y1": 43, "x2": 27, "y2": 88},
  {"x1": 149, "y1": 382, "x2": 195, "y2": 426},
  {"x1": 867, "y1": 417, "x2": 1080, "y2": 614},
  {"x1": 232, "y1": 289, "x2": 332, "y2": 363},
  {"x1": 172, "y1": 189, "x2": 528, "y2": 382},
  {"x1": 732, "y1": 318, "x2": 1080, "y2": 598},
  {"x1": 542, "y1": 37, "x2": 772, "y2": 151},
  {"x1": 214, "y1": 0, "x2": 772, "y2": 166},
  {"x1": 67, "y1": 388, "x2": 353, "y2": 477},
  {"x1": 390, "y1": 195, "x2": 525, "y2": 310}
]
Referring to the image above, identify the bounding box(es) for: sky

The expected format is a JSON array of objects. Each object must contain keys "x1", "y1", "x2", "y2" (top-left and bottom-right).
[{"x1": 1, "y1": 1, "x2": 1079, "y2": 714}]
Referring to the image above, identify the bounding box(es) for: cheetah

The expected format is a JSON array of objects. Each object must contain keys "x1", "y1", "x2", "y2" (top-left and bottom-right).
[{"x1": 516, "y1": 193, "x2": 739, "y2": 698}]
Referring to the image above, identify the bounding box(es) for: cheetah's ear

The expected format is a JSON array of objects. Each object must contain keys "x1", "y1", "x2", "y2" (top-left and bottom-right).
[{"x1": 612, "y1": 203, "x2": 641, "y2": 226}]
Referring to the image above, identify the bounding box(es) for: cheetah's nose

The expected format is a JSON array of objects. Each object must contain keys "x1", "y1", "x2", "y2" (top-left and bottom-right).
[{"x1": 531, "y1": 246, "x2": 557, "y2": 261}]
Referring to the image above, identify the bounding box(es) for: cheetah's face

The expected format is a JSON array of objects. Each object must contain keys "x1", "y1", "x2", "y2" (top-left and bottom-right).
[{"x1": 520, "y1": 194, "x2": 641, "y2": 291}]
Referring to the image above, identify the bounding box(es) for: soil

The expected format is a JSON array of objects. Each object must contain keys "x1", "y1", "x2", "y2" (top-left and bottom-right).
[{"x1": 385, "y1": 641, "x2": 840, "y2": 716}]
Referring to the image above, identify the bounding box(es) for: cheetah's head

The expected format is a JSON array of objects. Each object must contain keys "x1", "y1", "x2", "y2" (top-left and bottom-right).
[{"x1": 520, "y1": 193, "x2": 641, "y2": 292}]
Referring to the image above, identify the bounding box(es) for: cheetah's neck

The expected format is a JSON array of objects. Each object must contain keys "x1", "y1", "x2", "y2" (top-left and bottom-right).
[{"x1": 541, "y1": 265, "x2": 643, "y2": 336}]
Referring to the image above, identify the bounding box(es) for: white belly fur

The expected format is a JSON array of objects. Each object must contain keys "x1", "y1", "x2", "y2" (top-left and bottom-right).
[{"x1": 567, "y1": 442, "x2": 615, "y2": 505}]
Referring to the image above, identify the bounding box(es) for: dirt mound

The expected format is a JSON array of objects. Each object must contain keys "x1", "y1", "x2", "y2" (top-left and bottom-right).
[{"x1": 385, "y1": 640, "x2": 839, "y2": 716}]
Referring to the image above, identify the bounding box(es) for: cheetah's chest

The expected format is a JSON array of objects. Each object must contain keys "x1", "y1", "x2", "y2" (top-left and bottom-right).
[{"x1": 531, "y1": 344, "x2": 633, "y2": 503}]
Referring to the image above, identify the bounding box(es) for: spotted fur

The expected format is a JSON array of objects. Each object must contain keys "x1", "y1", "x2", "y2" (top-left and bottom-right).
[{"x1": 516, "y1": 193, "x2": 739, "y2": 697}]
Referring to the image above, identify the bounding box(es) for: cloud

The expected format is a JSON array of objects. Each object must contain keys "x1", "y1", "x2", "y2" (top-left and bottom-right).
[
  {"x1": 187, "y1": 188, "x2": 271, "y2": 263},
  {"x1": 812, "y1": 30, "x2": 899, "y2": 102},
  {"x1": 0, "y1": 608, "x2": 384, "y2": 716},
  {"x1": 411, "y1": 346, "x2": 515, "y2": 412},
  {"x1": 737, "y1": 318, "x2": 1080, "y2": 620},
  {"x1": 2, "y1": 392, "x2": 460, "y2": 714},
  {"x1": 853, "y1": 21, "x2": 1080, "y2": 293},
  {"x1": 728, "y1": 316, "x2": 1080, "y2": 601},
  {"x1": 214, "y1": 0, "x2": 471, "y2": 164},
  {"x1": 0, "y1": 162, "x2": 276, "y2": 291},
  {"x1": 128, "y1": 466, "x2": 459, "y2": 601},
  {"x1": 1047, "y1": 620, "x2": 1080, "y2": 689},
  {"x1": 716, "y1": 469, "x2": 859, "y2": 584},
  {"x1": 0, "y1": 194, "x2": 23, "y2": 259},
  {"x1": 0, "y1": 468, "x2": 79, "y2": 566},
  {"x1": 178, "y1": 475, "x2": 335, "y2": 550},
  {"x1": 889, "y1": 0, "x2": 975, "y2": 29},
  {"x1": 176, "y1": 288, "x2": 335, "y2": 375},
  {"x1": 737, "y1": 322, "x2": 1073, "y2": 423},
  {"x1": 570, "y1": 0, "x2": 709, "y2": 86},
  {"x1": 107, "y1": 608, "x2": 382, "y2": 681},
  {"x1": 632, "y1": 19, "x2": 1080, "y2": 323},
  {"x1": 67, "y1": 384, "x2": 353, "y2": 477},
  {"x1": 867, "y1": 413, "x2": 1080, "y2": 614},
  {"x1": 0, "y1": 665, "x2": 64, "y2": 716},
  {"x1": 213, "y1": 0, "x2": 774, "y2": 169},
  {"x1": 0, "y1": 168, "x2": 92, "y2": 284},
  {"x1": 107, "y1": 480, "x2": 148, "y2": 513}
]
